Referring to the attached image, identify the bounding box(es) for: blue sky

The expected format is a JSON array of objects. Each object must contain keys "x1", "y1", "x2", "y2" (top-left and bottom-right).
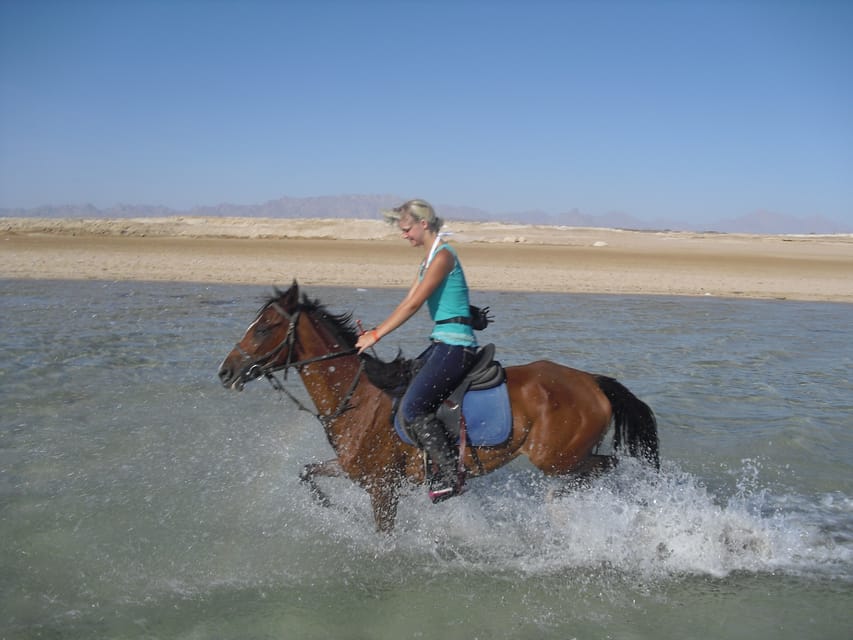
[{"x1": 1, "y1": 0, "x2": 851, "y2": 226}]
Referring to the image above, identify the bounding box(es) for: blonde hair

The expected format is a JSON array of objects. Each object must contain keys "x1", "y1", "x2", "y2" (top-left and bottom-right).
[{"x1": 382, "y1": 199, "x2": 444, "y2": 233}]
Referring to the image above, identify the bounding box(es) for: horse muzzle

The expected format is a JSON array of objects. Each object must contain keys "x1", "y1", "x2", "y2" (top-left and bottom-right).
[
  {"x1": 218, "y1": 361, "x2": 243, "y2": 391},
  {"x1": 218, "y1": 353, "x2": 263, "y2": 391}
]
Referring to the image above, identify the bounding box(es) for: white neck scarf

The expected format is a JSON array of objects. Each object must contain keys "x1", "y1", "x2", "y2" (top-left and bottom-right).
[{"x1": 424, "y1": 231, "x2": 452, "y2": 269}]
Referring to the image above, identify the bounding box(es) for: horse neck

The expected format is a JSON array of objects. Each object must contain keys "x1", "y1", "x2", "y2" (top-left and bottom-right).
[
  {"x1": 293, "y1": 312, "x2": 365, "y2": 421},
  {"x1": 292, "y1": 310, "x2": 397, "y2": 481}
]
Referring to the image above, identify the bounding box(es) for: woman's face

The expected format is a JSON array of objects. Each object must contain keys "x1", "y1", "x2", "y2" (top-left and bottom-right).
[{"x1": 398, "y1": 214, "x2": 428, "y2": 247}]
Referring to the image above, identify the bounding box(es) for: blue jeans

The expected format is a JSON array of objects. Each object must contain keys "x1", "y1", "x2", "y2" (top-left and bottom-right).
[{"x1": 400, "y1": 341, "x2": 477, "y2": 425}]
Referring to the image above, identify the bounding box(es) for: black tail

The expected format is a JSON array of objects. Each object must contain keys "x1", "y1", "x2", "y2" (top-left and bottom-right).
[{"x1": 594, "y1": 375, "x2": 659, "y2": 469}]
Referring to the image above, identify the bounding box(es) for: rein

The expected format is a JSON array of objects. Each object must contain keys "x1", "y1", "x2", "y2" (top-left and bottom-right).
[{"x1": 243, "y1": 301, "x2": 362, "y2": 426}]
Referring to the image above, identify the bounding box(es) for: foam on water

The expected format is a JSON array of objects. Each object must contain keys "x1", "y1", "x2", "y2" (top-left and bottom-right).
[{"x1": 297, "y1": 455, "x2": 852, "y2": 584}]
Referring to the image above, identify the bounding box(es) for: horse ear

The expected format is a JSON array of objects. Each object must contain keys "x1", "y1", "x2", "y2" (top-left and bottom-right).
[
  {"x1": 273, "y1": 280, "x2": 299, "y2": 308},
  {"x1": 283, "y1": 279, "x2": 299, "y2": 307}
]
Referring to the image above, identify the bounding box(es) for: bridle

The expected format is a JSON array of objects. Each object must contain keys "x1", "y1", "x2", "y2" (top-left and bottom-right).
[
  {"x1": 235, "y1": 302, "x2": 357, "y2": 377},
  {"x1": 234, "y1": 300, "x2": 362, "y2": 425}
]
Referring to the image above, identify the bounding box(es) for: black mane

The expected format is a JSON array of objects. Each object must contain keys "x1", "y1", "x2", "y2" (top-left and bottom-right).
[
  {"x1": 299, "y1": 293, "x2": 362, "y2": 348},
  {"x1": 267, "y1": 289, "x2": 414, "y2": 396},
  {"x1": 261, "y1": 289, "x2": 360, "y2": 347}
]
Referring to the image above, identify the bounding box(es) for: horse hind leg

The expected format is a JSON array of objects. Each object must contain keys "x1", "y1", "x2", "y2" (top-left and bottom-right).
[
  {"x1": 549, "y1": 455, "x2": 617, "y2": 498},
  {"x1": 299, "y1": 459, "x2": 343, "y2": 508},
  {"x1": 575, "y1": 453, "x2": 618, "y2": 477}
]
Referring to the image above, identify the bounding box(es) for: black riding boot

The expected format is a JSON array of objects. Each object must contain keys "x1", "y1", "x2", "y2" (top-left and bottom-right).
[{"x1": 409, "y1": 415, "x2": 464, "y2": 503}]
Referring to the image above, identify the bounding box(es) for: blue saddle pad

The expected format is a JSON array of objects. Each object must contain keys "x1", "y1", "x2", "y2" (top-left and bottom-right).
[{"x1": 394, "y1": 382, "x2": 512, "y2": 447}]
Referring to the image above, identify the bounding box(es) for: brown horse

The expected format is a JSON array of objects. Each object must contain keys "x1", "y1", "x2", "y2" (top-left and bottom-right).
[{"x1": 218, "y1": 281, "x2": 658, "y2": 532}]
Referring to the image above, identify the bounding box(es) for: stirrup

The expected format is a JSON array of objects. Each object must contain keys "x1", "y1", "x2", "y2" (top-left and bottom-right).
[
  {"x1": 426, "y1": 460, "x2": 467, "y2": 504},
  {"x1": 428, "y1": 477, "x2": 467, "y2": 504},
  {"x1": 422, "y1": 444, "x2": 467, "y2": 503},
  {"x1": 428, "y1": 485, "x2": 458, "y2": 504}
]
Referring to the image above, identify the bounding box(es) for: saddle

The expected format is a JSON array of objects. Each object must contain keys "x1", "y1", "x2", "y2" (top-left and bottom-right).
[
  {"x1": 394, "y1": 343, "x2": 509, "y2": 447},
  {"x1": 436, "y1": 343, "x2": 504, "y2": 440}
]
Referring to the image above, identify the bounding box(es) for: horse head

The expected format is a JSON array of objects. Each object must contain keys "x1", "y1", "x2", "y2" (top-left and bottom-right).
[{"x1": 218, "y1": 280, "x2": 302, "y2": 390}]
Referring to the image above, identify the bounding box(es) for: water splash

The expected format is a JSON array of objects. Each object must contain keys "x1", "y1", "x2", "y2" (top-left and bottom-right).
[{"x1": 305, "y1": 458, "x2": 853, "y2": 583}]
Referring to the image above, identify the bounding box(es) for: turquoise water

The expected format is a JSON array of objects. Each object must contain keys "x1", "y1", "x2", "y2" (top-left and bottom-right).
[{"x1": 1, "y1": 280, "x2": 851, "y2": 639}]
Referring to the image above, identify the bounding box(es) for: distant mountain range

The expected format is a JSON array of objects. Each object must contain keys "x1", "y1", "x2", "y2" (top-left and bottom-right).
[{"x1": 1, "y1": 194, "x2": 849, "y2": 234}]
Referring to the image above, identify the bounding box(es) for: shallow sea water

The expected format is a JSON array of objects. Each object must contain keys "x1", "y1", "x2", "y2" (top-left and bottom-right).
[{"x1": 1, "y1": 279, "x2": 851, "y2": 639}]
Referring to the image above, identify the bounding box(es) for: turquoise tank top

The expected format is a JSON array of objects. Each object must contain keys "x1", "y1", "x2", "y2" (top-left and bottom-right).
[{"x1": 419, "y1": 244, "x2": 477, "y2": 347}]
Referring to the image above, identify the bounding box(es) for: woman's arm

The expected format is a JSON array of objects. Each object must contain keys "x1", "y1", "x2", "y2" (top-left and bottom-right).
[{"x1": 356, "y1": 248, "x2": 454, "y2": 353}]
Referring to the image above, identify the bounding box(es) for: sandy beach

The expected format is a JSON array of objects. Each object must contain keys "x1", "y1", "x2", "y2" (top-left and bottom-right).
[{"x1": 1, "y1": 217, "x2": 851, "y2": 302}]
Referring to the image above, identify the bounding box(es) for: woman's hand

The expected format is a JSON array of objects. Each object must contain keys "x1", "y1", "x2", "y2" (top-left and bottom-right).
[{"x1": 356, "y1": 329, "x2": 380, "y2": 354}]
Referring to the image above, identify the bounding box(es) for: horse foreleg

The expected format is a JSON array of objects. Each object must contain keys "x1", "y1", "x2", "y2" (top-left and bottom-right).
[
  {"x1": 367, "y1": 481, "x2": 400, "y2": 535},
  {"x1": 299, "y1": 459, "x2": 342, "y2": 508}
]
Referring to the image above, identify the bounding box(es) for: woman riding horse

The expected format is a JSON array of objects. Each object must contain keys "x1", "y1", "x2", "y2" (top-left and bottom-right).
[
  {"x1": 219, "y1": 281, "x2": 659, "y2": 533},
  {"x1": 355, "y1": 199, "x2": 477, "y2": 502}
]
